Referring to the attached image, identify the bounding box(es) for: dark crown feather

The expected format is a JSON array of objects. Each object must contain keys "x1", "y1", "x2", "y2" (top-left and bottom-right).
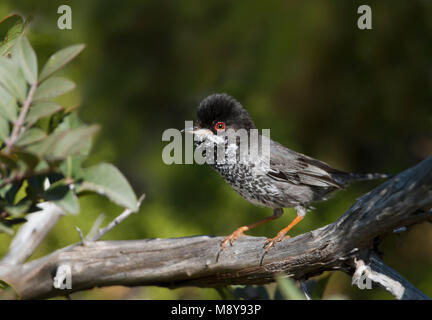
[{"x1": 197, "y1": 93, "x2": 256, "y2": 130}]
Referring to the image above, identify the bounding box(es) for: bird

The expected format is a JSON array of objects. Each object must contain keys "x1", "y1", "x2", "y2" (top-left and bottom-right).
[{"x1": 185, "y1": 93, "x2": 389, "y2": 251}]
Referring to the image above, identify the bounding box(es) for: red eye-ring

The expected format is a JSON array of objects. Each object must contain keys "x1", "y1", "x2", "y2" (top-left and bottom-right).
[{"x1": 214, "y1": 121, "x2": 226, "y2": 131}]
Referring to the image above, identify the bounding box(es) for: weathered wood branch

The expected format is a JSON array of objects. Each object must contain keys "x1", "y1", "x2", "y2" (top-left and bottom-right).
[
  {"x1": 352, "y1": 251, "x2": 430, "y2": 300},
  {"x1": 0, "y1": 202, "x2": 64, "y2": 266},
  {"x1": 1, "y1": 156, "x2": 431, "y2": 299}
]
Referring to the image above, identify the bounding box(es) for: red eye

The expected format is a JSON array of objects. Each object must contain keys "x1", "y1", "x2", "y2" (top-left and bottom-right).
[{"x1": 214, "y1": 121, "x2": 226, "y2": 131}]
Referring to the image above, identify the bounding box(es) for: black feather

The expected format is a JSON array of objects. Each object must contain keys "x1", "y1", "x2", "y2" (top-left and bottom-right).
[{"x1": 197, "y1": 93, "x2": 256, "y2": 130}]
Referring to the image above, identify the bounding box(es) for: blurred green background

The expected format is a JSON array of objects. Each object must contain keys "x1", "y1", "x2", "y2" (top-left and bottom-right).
[{"x1": 0, "y1": 0, "x2": 431, "y2": 299}]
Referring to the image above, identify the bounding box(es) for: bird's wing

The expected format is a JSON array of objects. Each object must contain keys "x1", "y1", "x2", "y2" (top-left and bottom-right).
[{"x1": 266, "y1": 140, "x2": 345, "y2": 188}]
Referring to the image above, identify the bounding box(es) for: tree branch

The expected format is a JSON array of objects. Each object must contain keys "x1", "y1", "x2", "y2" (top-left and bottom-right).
[
  {"x1": 1, "y1": 156, "x2": 431, "y2": 299},
  {"x1": 0, "y1": 202, "x2": 64, "y2": 266},
  {"x1": 0, "y1": 167, "x2": 56, "y2": 191},
  {"x1": 87, "y1": 194, "x2": 145, "y2": 242},
  {"x1": 352, "y1": 251, "x2": 429, "y2": 300}
]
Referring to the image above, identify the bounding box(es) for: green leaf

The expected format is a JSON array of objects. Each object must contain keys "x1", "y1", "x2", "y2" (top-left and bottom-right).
[
  {"x1": 0, "y1": 221, "x2": 13, "y2": 235},
  {"x1": 5, "y1": 199, "x2": 31, "y2": 217},
  {"x1": 13, "y1": 180, "x2": 27, "y2": 205},
  {"x1": 16, "y1": 127, "x2": 46, "y2": 146},
  {"x1": 45, "y1": 182, "x2": 79, "y2": 214},
  {"x1": 27, "y1": 173, "x2": 46, "y2": 196},
  {"x1": 0, "y1": 115, "x2": 9, "y2": 141},
  {"x1": 12, "y1": 35, "x2": 37, "y2": 84},
  {"x1": 39, "y1": 44, "x2": 85, "y2": 82},
  {"x1": 59, "y1": 120, "x2": 92, "y2": 178},
  {"x1": 33, "y1": 77, "x2": 75, "y2": 101},
  {"x1": 60, "y1": 154, "x2": 86, "y2": 179},
  {"x1": 275, "y1": 276, "x2": 306, "y2": 300},
  {"x1": 0, "y1": 56, "x2": 27, "y2": 102},
  {"x1": 0, "y1": 14, "x2": 25, "y2": 57},
  {"x1": 26, "y1": 101, "x2": 63, "y2": 125},
  {"x1": 3, "y1": 217, "x2": 27, "y2": 226},
  {"x1": 26, "y1": 125, "x2": 100, "y2": 160},
  {"x1": 0, "y1": 85, "x2": 17, "y2": 122},
  {"x1": 51, "y1": 125, "x2": 98, "y2": 159},
  {"x1": 33, "y1": 159, "x2": 49, "y2": 172},
  {"x1": 56, "y1": 112, "x2": 84, "y2": 130},
  {"x1": 78, "y1": 163, "x2": 138, "y2": 211},
  {"x1": 15, "y1": 150, "x2": 40, "y2": 170},
  {"x1": 0, "y1": 152, "x2": 18, "y2": 170}
]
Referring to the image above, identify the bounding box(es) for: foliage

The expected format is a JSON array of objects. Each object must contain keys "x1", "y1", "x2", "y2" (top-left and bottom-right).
[{"x1": 0, "y1": 14, "x2": 138, "y2": 235}]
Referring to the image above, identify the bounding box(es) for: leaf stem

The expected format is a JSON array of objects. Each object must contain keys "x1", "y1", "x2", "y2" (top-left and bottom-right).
[
  {"x1": 0, "y1": 167, "x2": 55, "y2": 190},
  {"x1": 5, "y1": 82, "x2": 38, "y2": 153}
]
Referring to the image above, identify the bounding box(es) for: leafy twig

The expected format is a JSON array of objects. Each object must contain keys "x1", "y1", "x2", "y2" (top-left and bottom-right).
[
  {"x1": 5, "y1": 82, "x2": 37, "y2": 153},
  {"x1": 0, "y1": 167, "x2": 55, "y2": 190}
]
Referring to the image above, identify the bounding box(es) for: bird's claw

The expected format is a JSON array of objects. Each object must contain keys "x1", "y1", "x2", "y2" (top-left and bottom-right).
[
  {"x1": 220, "y1": 228, "x2": 246, "y2": 250},
  {"x1": 264, "y1": 234, "x2": 290, "y2": 251}
]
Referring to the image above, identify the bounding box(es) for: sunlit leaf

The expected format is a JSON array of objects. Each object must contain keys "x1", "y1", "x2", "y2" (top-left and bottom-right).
[
  {"x1": 45, "y1": 182, "x2": 79, "y2": 214},
  {"x1": 60, "y1": 154, "x2": 87, "y2": 179},
  {"x1": 13, "y1": 179, "x2": 28, "y2": 204},
  {"x1": 0, "y1": 221, "x2": 13, "y2": 235},
  {"x1": 0, "y1": 56, "x2": 27, "y2": 102},
  {"x1": 49, "y1": 125, "x2": 99, "y2": 159},
  {"x1": 26, "y1": 101, "x2": 63, "y2": 125},
  {"x1": 12, "y1": 35, "x2": 37, "y2": 84},
  {"x1": 0, "y1": 115, "x2": 9, "y2": 141},
  {"x1": 56, "y1": 112, "x2": 84, "y2": 131},
  {"x1": 0, "y1": 14, "x2": 25, "y2": 56},
  {"x1": 33, "y1": 77, "x2": 75, "y2": 101},
  {"x1": 39, "y1": 44, "x2": 85, "y2": 82},
  {"x1": 59, "y1": 122, "x2": 92, "y2": 178},
  {"x1": 77, "y1": 163, "x2": 138, "y2": 211},
  {"x1": 0, "y1": 85, "x2": 17, "y2": 122},
  {"x1": 25, "y1": 124, "x2": 100, "y2": 160},
  {"x1": 16, "y1": 127, "x2": 46, "y2": 146},
  {"x1": 5, "y1": 199, "x2": 31, "y2": 217}
]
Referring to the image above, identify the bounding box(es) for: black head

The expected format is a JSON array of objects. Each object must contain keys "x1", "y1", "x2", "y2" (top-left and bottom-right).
[{"x1": 196, "y1": 93, "x2": 256, "y2": 133}]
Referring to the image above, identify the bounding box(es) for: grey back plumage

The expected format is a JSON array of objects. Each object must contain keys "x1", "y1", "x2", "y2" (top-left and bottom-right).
[{"x1": 195, "y1": 93, "x2": 389, "y2": 210}]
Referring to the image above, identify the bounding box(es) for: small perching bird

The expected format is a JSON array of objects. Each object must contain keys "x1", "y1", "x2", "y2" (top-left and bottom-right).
[{"x1": 185, "y1": 93, "x2": 389, "y2": 251}]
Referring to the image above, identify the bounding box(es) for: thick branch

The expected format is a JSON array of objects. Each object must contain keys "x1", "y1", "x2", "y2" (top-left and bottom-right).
[
  {"x1": 352, "y1": 251, "x2": 429, "y2": 300},
  {"x1": 1, "y1": 156, "x2": 432, "y2": 299},
  {"x1": 0, "y1": 202, "x2": 64, "y2": 266}
]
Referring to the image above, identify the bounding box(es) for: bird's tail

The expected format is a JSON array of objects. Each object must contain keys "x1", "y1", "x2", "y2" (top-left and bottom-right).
[{"x1": 332, "y1": 172, "x2": 391, "y2": 187}]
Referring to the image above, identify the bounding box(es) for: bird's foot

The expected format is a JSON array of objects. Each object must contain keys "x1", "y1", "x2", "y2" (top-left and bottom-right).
[
  {"x1": 221, "y1": 226, "x2": 248, "y2": 250},
  {"x1": 264, "y1": 232, "x2": 291, "y2": 251}
]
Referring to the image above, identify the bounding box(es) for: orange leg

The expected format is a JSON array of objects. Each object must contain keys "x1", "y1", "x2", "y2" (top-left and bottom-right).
[
  {"x1": 221, "y1": 213, "x2": 281, "y2": 250},
  {"x1": 265, "y1": 215, "x2": 303, "y2": 251}
]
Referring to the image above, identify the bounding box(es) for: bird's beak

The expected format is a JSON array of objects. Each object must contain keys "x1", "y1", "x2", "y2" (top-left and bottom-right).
[
  {"x1": 180, "y1": 126, "x2": 194, "y2": 134},
  {"x1": 181, "y1": 125, "x2": 213, "y2": 137}
]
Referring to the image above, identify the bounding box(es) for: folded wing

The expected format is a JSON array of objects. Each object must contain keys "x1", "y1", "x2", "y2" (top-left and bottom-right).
[{"x1": 266, "y1": 140, "x2": 345, "y2": 189}]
